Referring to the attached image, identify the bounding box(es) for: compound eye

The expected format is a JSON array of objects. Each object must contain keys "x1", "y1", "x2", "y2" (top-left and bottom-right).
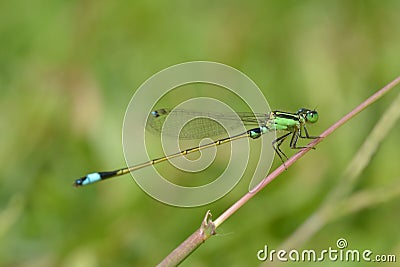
[{"x1": 306, "y1": 111, "x2": 318, "y2": 123}]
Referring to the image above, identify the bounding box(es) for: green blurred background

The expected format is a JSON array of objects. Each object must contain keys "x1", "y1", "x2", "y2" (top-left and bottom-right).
[{"x1": 1, "y1": 1, "x2": 399, "y2": 266}]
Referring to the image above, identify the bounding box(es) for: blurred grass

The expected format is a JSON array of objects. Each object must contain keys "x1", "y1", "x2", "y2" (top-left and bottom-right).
[{"x1": 1, "y1": 0, "x2": 399, "y2": 266}]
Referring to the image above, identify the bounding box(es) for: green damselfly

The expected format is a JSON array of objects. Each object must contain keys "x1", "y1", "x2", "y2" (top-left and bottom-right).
[{"x1": 74, "y1": 108, "x2": 319, "y2": 187}]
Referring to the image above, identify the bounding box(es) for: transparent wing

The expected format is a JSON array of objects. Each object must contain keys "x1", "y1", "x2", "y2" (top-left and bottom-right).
[{"x1": 146, "y1": 108, "x2": 270, "y2": 139}]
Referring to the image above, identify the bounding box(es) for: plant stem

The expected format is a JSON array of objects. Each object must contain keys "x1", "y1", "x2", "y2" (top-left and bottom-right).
[{"x1": 158, "y1": 76, "x2": 400, "y2": 266}]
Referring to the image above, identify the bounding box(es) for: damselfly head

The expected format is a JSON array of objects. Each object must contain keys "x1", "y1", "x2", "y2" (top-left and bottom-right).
[{"x1": 297, "y1": 108, "x2": 319, "y2": 123}]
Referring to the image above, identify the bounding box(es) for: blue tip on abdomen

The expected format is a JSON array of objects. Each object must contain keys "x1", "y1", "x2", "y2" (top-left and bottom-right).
[{"x1": 83, "y1": 173, "x2": 102, "y2": 185}]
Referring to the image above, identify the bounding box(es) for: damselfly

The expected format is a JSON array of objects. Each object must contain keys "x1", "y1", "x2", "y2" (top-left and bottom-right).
[{"x1": 74, "y1": 108, "x2": 319, "y2": 187}]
